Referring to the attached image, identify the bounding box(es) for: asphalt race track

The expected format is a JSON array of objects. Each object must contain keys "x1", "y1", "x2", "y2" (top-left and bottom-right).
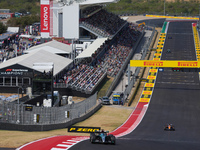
[{"x1": 69, "y1": 21, "x2": 200, "y2": 150}]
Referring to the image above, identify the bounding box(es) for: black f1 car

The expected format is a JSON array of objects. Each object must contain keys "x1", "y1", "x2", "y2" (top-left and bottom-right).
[
  {"x1": 164, "y1": 124, "x2": 175, "y2": 131},
  {"x1": 166, "y1": 49, "x2": 171, "y2": 53},
  {"x1": 90, "y1": 130, "x2": 116, "y2": 145}
]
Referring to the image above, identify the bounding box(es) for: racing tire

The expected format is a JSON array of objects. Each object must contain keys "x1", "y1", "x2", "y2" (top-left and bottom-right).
[
  {"x1": 109, "y1": 134, "x2": 116, "y2": 145},
  {"x1": 90, "y1": 133, "x2": 96, "y2": 144}
]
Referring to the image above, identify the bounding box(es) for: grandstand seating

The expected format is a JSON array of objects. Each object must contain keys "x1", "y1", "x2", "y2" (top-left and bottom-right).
[
  {"x1": 81, "y1": 6, "x2": 102, "y2": 18},
  {"x1": 55, "y1": 22, "x2": 142, "y2": 94},
  {"x1": 80, "y1": 9, "x2": 126, "y2": 38}
]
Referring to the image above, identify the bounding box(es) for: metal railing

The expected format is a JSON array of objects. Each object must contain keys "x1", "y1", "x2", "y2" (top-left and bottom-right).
[
  {"x1": 0, "y1": 92, "x2": 97, "y2": 125},
  {"x1": 122, "y1": 27, "x2": 156, "y2": 104}
]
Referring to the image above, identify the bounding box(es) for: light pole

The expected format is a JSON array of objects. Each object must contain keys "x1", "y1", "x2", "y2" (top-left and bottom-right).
[{"x1": 164, "y1": 0, "x2": 166, "y2": 16}]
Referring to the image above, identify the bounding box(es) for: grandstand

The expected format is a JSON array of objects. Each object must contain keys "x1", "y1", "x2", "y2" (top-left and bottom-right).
[
  {"x1": 0, "y1": 0, "x2": 144, "y2": 98},
  {"x1": 54, "y1": 14, "x2": 142, "y2": 94},
  {"x1": 44, "y1": 0, "x2": 144, "y2": 94}
]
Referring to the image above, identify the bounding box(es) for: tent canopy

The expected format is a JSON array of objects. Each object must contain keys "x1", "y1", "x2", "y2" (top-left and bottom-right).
[
  {"x1": 80, "y1": 0, "x2": 118, "y2": 6},
  {"x1": 76, "y1": 38, "x2": 107, "y2": 59},
  {"x1": 0, "y1": 50, "x2": 73, "y2": 76},
  {"x1": 27, "y1": 40, "x2": 72, "y2": 54},
  {"x1": 7, "y1": 27, "x2": 19, "y2": 33}
]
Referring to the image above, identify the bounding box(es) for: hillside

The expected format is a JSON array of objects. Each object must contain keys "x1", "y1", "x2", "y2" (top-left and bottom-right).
[
  {"x1": 0, "y1": 0, "x2": 198, "y2": 16},
  {"x1": 0, "y1": 0, "x2": 40, "y2": 15},
  {"x1": 106, "y1": 0, "x2": 199, "y2": 16}
]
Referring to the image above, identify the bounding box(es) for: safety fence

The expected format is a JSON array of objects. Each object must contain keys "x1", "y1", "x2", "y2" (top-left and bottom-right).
[
  {"x1": 0, "y1": 92, "x2": 97, "y2": 126},
  {"x1": 122, "y1": 27, "x2": 156, "y2": 104}
]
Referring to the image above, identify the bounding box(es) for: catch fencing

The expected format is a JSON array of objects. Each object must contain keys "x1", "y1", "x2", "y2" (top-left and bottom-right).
[
  {"x1": 0, "y1": 92, "x2": 97, "y2": 126},
  {"x1": 106, "y1": 27, "x2": 156, "y2": 104},
  {"x1": 122, "y1": 27, "x2": 156, "y2": 104}
]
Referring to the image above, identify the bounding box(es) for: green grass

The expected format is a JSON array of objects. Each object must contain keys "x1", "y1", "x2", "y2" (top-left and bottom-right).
[{"x1": 97, "y1": 76, "x2": 114, "y2": 98}]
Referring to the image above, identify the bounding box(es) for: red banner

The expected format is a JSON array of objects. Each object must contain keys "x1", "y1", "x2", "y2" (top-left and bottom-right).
[{"x1": 40, "y1": 4, "x2": 50, "y2": 33}]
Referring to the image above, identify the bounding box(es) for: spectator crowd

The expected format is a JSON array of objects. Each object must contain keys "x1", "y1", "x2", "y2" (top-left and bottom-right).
[
  {"x1": 56, "y1": 22, "x2": 142, "y2": 93},
  {"x1": 81, "y1": 9, "x2": 126, "y2": 38}
]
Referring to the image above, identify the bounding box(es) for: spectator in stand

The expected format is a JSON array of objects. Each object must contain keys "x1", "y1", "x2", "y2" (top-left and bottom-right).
[
  {"x1": 56, "y1": 22, "x2": 142, "y2": 93},
  {"x1": 81, "y1": 9, "x2": 126, "y2": 37}
]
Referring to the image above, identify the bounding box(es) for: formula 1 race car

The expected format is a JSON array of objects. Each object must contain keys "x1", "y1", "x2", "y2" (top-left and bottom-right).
[
  {"x1": 164, "y1": 124, "x2": 175, "y2": 131},
  {"x1": 166, "y1": 49, "x2": 171, "y2": 53},
  {"x1": 90, "y1": 130, "x2": 116, "y2": 145}
]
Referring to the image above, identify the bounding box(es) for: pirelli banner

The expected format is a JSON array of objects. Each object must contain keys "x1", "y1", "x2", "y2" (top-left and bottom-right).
[
  {"x1": 146, "y1": 15, "x2": 199, "y2": 20},
  {"x1": 130, "y1": 60, "x2": 200, "y2": 68},
  {"x1": 68, "y1": 126, "x2": 101, "y2": 133}
]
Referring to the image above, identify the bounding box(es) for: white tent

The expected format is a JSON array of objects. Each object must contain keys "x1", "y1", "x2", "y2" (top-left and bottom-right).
[
  {"x1": 76, "y1": 38, "x2": 107, "y2": 59},
  {"x1": 80, "y1": 0, "x2": 118, "y2": 5},
  {"x1": 27, "y1": 40, "x2": 72, "y2": 54},
  {"x1": 7, "y1": 27, "x2": 19, "y2": 33},
  {"x1": 0, "y1": 50, "x2": 73, "y2": 76}
]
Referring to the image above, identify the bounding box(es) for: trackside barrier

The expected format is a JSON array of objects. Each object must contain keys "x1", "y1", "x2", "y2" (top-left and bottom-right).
[
  {"x1": 123, "y1": 28, "x2": 156, "y2": 105},
  {"x1": 127, "y1": 21, "x2": 167, "y2": 106},
  {"x1": 146, "y1": 15, "x2": 199, "y2": 20},
  {"x1": 161, "y1": 22, "x2": 167, "y2": 33},
  {"x1": 127, "y1": 28, "x2": 158, "y2": 106},
  {"x1": 0, "y1": 92, "x2": 99, "y2": 131},
  {"x1": 192, "y1": 23, "x2": 200, "y2": 78}
]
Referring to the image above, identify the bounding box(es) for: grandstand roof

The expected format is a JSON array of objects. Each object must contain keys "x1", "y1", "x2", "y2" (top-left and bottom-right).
[
  {"x1": 19, "y1": 35, "x2": 40, "y2": 39},
  {"x1": 80, "y1": 0, "x2": 118, "y2": 5},
  {"x1": 26, "y1": 40, "x2": 72, "y2": 54},
  {"x1": 0, "y1": 50, "x2": 73, "y2": 76},
  {"x1": 76, "y1": 38, "x2": 107, "y2": 59}
]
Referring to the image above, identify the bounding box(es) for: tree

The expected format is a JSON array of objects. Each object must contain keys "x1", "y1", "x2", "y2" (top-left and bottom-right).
[
  {"x1": 0, "y1": 22, "x2": 7, "y2": 34},
  {"x1": 7, "y1": 14, "x2": 40, "y2": 28}
]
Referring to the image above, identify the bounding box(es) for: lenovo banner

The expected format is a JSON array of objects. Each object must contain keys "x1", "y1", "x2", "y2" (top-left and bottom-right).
[{"x1": 41, "y1": 4, "x2": 50, "y2": 33}]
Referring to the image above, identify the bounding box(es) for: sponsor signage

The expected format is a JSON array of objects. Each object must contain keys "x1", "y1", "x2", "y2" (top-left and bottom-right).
[
  {"x1": 25, "y1": 106, "x2": 33, "y2": 111},
  {"x1": 144, "y1": 61, "x2": 163, "y2": 67},
  {"x1": 130, "y1": 60, "x2": 200, "y2": 68},
  {"x1": 178, "y1": 62, "x2": 197, "y2": 67},
  {"x1": 40, "y1": 4, "x2": 50, "y2": 33},
  {"x1": 154, "y1": 53, "x2": 161, "y2": 56},
  {"x1": 139, "y1": 98, "x2": 150, "y2": 103},
  {"x1": 150, "y1": 69, "x2": 158, "y2": 72},
  {"x1": 147, "y1": 76, "x2": 156, "y2": 79},
  {"x1": 143, "y1": 91, "x2": 152, "y2": 95},
  {"x1": 68, "y1": 126, "x2": 101, "y2": 133},
  {"x1": 0, "y1": 68, "x2": 30, "y2": 76},
  {"x1": 145, "y1": 83, "x2": 154, "y2": 87},
  {"x1": 146, "y1": 15, "x2": 199, "y2": 20}
]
